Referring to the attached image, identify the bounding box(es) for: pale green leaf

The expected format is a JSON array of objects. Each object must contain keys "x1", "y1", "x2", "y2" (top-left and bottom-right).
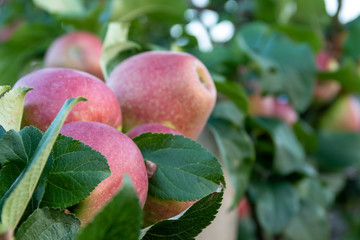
[
  {"x1": 32, "y1": 0, "x2": 85, "y2": 16},
  {"x1": 101, "y1": 22, "x2": 140, "y2": 80},
  {"x1": 0, "y1": 87, "x2": 32, "y2": 131}
]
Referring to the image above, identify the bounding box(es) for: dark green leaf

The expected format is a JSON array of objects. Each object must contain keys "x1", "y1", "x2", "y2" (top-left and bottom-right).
[
  {"x1": 0, "y1": 97, "x2": 85, "y2": 232},
  {"x1": 296, "y1": 178, "x2": 334, "y2": 207},
  {"x1": 274, "y1": 25, "x2": 323, "y2": 52},
  {"x1": 40, "y1": 134, "x2": 110, "y2": 209},
  {"x1": 252, "y1": 117, "x2": 315, "y2": 175},
  {"x1": 76, "y1": 176, "x2": 142, "y2": 240},
  {"x1": 0, "y1": 127, "x2": 42, "y2": 200},
  {"x1": 284, "y1": 200, "x2": 329, "y2": 240},
  {"x1": 293, "y1": 120, "x2": 318, "y2": 153},
  {"x1": 214, "y1": 79, "x2": 249, "y2": 113},
  {"x1": 237, "y1": 22, "x2": 316, "y2": 112},
  {"x1": 134, "y1": 133, "x2": 224, "y2": 201},
  {"x1": 208, "y1": 102, "x2": 254, "y2": 208},
  {"x1": 315, "y1": 131, "x2": 360, "y2": 170},
  {"x1": 15, "y1": 208, "x2": 80, "y2": 240},
  {"x1": 249, "y1": 181, "x2": 300, "y2": 235},
  {"x1": 344, "y1": 16, "x2": 360, "y2": 60},
  {"x1": 254, "y1": 0, "x2": 295, "y2": 24},
  {"x1": 0, "y1": 126, "x2": 5, "y2": 140},
  {"x1": 141, "y1": 189, "x2": 223, "y2": 240}
]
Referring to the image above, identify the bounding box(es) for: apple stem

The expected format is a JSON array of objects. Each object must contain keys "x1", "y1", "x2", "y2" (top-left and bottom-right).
[{"x1": 145, "y1": 161, "x2": 158, "y2": 179}]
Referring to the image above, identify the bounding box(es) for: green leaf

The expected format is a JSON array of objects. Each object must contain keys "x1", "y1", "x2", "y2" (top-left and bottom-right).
[
  {"x1": 249, "y1": 181, "x2": 300, "y2": 235},
  {"x1": 293, "y1": 120, "x2": 318, "y2": 153},
  {"x1": 0, "y1": 127, "x2": 43, "y2": 200},
  {"x1": 33, "y1": 0, "x2": 86, "y2": 16},
  {"x1": 315, "y1": 131, "x2": 360, "y2": 170},
  {"x1": 207, "y1": 102, "x2": 254, "y2": 208},
  {"x1": 254, "y1": 0, "x2": 296, "y2": 24},
  {"x1": 213, "y1": 79, "x2": 249, "y2": 114},
  {"x1": 141, "y1": 189, "x2": 223, "y2": 240},
  {"x1": 284, "y1": 200, "x2": 329, "y2": 240},
  {"x1": 15, "y1": 208, "x2": 80, "y2": 240},
  {"x1": 0, "y1": 97, "x2": 86, "y2": 233},
  {"x1": 0, "y1": 23, "x2": 63, "y2": 87},
  {"x1": 274, "y1": 24, "x2": 323, "y2": 52},
  {"x1": 344, "y1": 16, "x2": 360, "y2": 60},
  {"x1": 291, "y1": 0, "x2": 331, "y2": 30},
  {"x1": 110, "y1": 0, "x2": 187, "y2": 22},
  {"x1": 252, "y1": 117, "x2": 315, "y2": 175},
  {"x1": 76, "y1": 176, "x2": 142, "y2": 240},
  {"x1": 40, "y1": 134, "x2": 110, "y2": 209},
  {"x1": 133, "y1": 133, "x2": 225, "y2": 201},
  {"x1": 0, "y1": 126, "x2": 5, "y2": 140},
  {"x1": 0, "y1": 87, "x2": 32, "y2": 131},
  {"x1": 101, "y1": 22, "x2": 140, "y2": 80},
  {"x1": 237, "y1": 22, "x2": 316, "y2": 112},
  {"x1": 296, "y1": 178, "x2": 334, "y2": 208},
  {"x1": 317, "y1": 59, "x2": 360, "y2": 93}
]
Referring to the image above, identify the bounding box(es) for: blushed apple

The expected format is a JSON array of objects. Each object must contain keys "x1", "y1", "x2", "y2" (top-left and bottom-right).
[
  {"x1": 314, "y1": 50, "x2": 341, "y2": 102},
  {"x1": 248, "y1": 93, "x2": 298, "y2": 125},
  {"x1": 106, "y1": 51, "x2": 217, "y2": 140},
  {"x1": 44, "y1": 31, "x2": 104, "y2": 80},
  {"x1": 13, "y1": 68, "x2": 122, "y2": 131},
  {"x1": 60, "y1": 121, "x2": 148, "y2": 225},
  {"x1": 319, "y1": 95, "x2": 360, "y2": 132},
  {"x1": 127, "y1": 123, "x2": 196, "y2": 226}
]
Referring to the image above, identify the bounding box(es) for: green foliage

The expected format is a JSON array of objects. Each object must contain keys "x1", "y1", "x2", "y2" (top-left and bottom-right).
[
  {"x1": 76, "y1": 176, "x2": 142, "y2": 240},
  {"x1": 344, "y1": 16, "x2": 360, "y2": 60},
  {"x1": 0, "y1": 97, "x2": 85, "y2": 233},
  {"x1": 141, "y1": 189, "x2": 223, "y2": 240},
  {"x1": 208, "y1": 102, "x2": 254, "y2": 208},
  {"x1": 134, "y1": 133, "x2": 225, "y2": 201},
  {"x1": 236, "y1": 22, "x2": 316, "y2": 112},
  {"x1": 15, "y1": 208, "x2": 81, "y2": 240}
]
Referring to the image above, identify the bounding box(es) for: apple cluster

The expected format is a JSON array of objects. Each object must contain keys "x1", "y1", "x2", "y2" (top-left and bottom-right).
[{"x1": 13, "y1": 31, "x2": 217, "y2": 226}]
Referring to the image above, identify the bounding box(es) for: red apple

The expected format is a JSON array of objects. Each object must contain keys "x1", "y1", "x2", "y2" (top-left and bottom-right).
[
  {"x1": 314, "y1": 50, "x2": 341, "y2": 102},
  {"x1": 127, "y1": 123, "x2": 196, "y2": 226},
  {"x1": 319, "y1": 95, "x2": 360, "y2": 132},
  {"x1": 13, "y1": 68, "x2": 122, "y2": 132},
  {"x1": 106, "y1": 51, "x2": 217, "y2": 140},
  {"x1": 60, "y1": 121, "x2": 148, "y2": 225},
  {"x1": 44, "y1": 31, "x2": 104, "y2": 80},
  {"x1": 237, "y1": 197, "x2": 251, "y2": 219}
]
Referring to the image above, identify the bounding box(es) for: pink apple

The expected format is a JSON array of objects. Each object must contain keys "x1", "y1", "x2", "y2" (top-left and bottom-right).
[
  {"x1": 127, "y1": 123, "x2": 196, "y2": 226},
  {"x1": 106, "y1": 51, "x2": 217, "y2": 140},
  {"x1": 60, "y1": 121, "x2": 148, "y2": 225},
  {"x1": 237, "y1": 197, "x2": 251, "y2": 219},
  {"x1": 319, "y1": 95, "x2": 360, "y2": 132},
  {"x1": 44, "y1": 31, "x2": 104, "y2": 80},
  {"x1": 314, "y1": 50, "x2": 341, "y2": 102},
  {"x1": 248, "y1": 93, "x2": 298, "y2": 125},
  {"x1": 13, "y1": 68, "x2": 122, "y2": 132}
]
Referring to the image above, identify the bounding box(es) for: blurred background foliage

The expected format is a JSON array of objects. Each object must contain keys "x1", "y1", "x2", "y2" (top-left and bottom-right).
[{"x1": 2, "y1": 0, "x2": 360, "y2": 239}]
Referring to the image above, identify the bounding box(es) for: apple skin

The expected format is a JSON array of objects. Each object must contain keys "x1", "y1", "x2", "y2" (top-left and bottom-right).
[
  {"x1": 237, "y1": 197, "x2": 251, "y2": 219},
  {"x1": 127, "y1": 123, "x2": 196, "y2": 226},
  {"x1": 44, "y1": 31, "x2": 104, "y2": 80},
  {"x1": 248, "y1": 93, "x2": 298, "y2": 125},
  {"x1": 314, "y1": 50, "x2": 341, "y2": 102},
  {"x1": 319, "y1": 95, "x2": 360, "y2": 132},
  {"x1": 106, "y1": 51, "x2": 217, "y2": 140},
  {"x1": 60, "y1": 121, "x2": 148, "y2": 225},
  {"x1": 13, "y1": 68, "x2": 122, "y2": 132}
]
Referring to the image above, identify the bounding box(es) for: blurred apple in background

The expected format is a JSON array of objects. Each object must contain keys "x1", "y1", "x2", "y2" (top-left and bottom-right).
[
  {"x1": 44, "y1": 31, "x2": 104, "y2": 80},
  {"x1": 107, "y1": 51, "x2": 217, "y2": 140},
  {"x1": 319, "y1": 95, "x2": 360, "y2": 132},
  {"x1": 314, "y1": 50, "x2": 341, "y2": 102},
  {"x1": 127, "y1": 123, "x2": 197, "y2": 226},
  {"x1": 0, "y1": 18, "x2": 22, "y2": 42},
  {"x1": 60, "y1": 121, "x2": 148, "y2": 225},
  {"x1": 13, "y1": 68, "x2": 122, "y2": 131}
]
